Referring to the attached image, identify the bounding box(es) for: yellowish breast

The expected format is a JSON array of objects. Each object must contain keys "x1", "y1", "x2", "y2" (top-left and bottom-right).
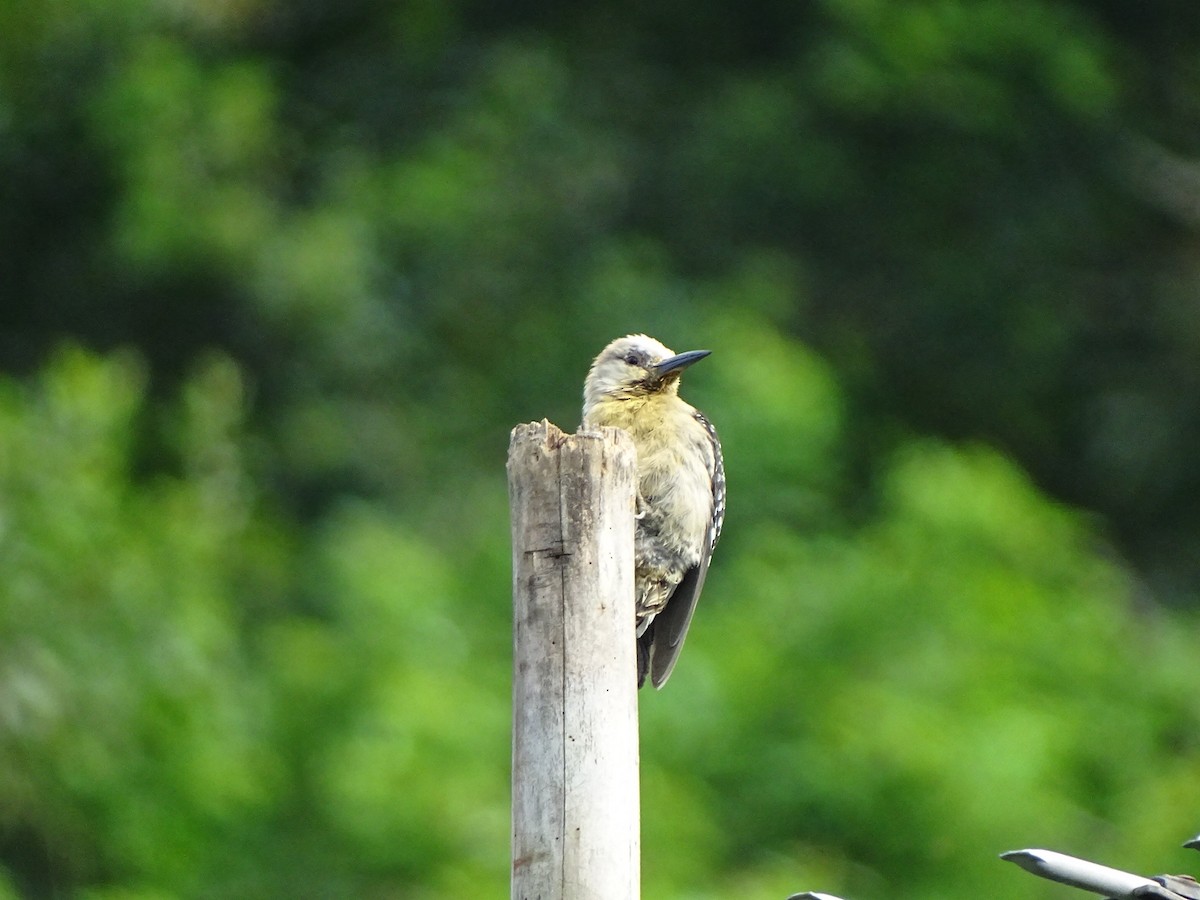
[{"x1": 585, "y1": 395, "x2": 713, "y2": 556}]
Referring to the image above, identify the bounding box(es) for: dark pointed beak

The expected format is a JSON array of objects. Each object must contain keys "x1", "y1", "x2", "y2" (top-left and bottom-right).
[{"x1": 652, "y1": 349, "x2": 711, "y2": 379}]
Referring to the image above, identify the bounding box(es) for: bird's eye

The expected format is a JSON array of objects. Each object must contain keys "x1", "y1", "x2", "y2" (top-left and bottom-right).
[{"x1": 623, "y1": 353, "x2": 640, "y2": 366}]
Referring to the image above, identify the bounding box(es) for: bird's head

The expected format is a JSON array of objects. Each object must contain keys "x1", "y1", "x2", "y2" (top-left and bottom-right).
[{"x1": 583, "y1": 334, "x2": 711, "y2": 410}]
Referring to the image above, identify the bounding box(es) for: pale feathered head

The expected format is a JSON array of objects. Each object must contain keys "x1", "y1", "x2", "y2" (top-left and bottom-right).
[{"x1": 583, "y1": 334, "x2": 711, "y2": 413}]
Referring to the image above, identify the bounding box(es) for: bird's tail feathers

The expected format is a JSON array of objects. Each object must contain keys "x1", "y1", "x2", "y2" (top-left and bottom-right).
[{"x1": 636, "y1": 628, "x2": 652, "y2": 689}]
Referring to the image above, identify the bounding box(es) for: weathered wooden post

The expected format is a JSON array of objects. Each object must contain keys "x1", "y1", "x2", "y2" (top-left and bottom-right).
[{"x1": 507, "y1": 420, "x2": 640, "y2": 900}]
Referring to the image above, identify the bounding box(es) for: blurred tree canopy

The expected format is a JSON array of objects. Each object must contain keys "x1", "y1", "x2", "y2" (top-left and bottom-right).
[{"x1": 2, "y1": 1, "x2": 1200, "y2": 898}]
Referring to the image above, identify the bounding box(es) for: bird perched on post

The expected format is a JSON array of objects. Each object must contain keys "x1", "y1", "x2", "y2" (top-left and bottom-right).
[{"x1": 582, "y1": 334, "x2": 725, "y2": 689}]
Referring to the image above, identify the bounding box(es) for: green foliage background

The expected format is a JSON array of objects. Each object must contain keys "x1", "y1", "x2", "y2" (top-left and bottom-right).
[{"x1": 3, "y1": 1, "x2": 1200, "y2": 897}]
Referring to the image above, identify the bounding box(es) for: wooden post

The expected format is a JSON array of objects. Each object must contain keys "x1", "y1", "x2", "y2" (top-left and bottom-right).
[{"x1": 507, "y1": 420, "x2": 640, "y2": 900}]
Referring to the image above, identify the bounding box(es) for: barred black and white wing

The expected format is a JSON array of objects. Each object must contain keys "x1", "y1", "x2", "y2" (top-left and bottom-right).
[{"x1": 644, "y1": 410, "x2": 725, "y2": 688}]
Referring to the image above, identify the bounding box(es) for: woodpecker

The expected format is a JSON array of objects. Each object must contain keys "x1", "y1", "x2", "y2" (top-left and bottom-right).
[{"x1": 582, "y1": 334, "x2": 725, "y2": 689}]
